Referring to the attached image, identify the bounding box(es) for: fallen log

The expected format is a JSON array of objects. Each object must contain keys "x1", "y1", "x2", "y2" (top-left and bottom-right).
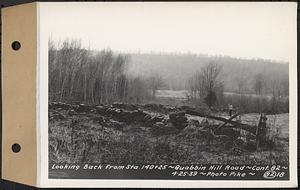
[
  {"x1": 184, "y1": 109, "x2": 257, "y2": 134},
  {"x1": 215, "y1": 112, "x2": 240, "y2": 132}
]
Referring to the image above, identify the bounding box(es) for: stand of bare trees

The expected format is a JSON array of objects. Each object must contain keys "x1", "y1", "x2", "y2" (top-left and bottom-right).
[
  {"x1": 187, "y1": 62, "x2": 288, "y2": 113},
  {"x1": 48, "y1": 40, "x2": 148, "y2": 104},
  {"x1": 147, "y1": 73, "x2": 165, "y2": 99},
  {"x1": 187, "y1": 62, "x2": 223, "y2": 107},
  {"x1": 127, "y1": 76, "x2": 150, "y2": 103},
  {"x1": 49, "y1": 39, "x2": 167, "y2": 104},
  {"x1": 49, "y1": 39, "x2": 288, "y2": 114}
]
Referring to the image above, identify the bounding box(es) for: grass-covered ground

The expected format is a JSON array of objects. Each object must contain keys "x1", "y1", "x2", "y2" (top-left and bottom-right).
[{"x1": 49, "y1": 102, "x2": 289, "y2": 166}]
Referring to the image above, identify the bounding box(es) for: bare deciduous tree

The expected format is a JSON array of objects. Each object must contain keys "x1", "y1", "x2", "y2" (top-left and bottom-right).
[
  {"x1": 201, "y1": 62, "x2": 223, "y2": 93},
  {"x1": 128, "y1": 76, "x2": 149, "y2": 103},
  {"x1": 49, "y1": 39, "x2": 131, "y2": 104},
  {"x1": 147, "y1": 73, "x2": 165, "y2": 99},
  {"x1": 253, "y1": 73, "x2": 265, "y2": 95},
  {"x1": 187, "y1": 62, "x2": 223, "y2": 108}
]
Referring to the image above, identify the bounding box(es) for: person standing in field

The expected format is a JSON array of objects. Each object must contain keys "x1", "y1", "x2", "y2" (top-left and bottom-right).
[{"x1": 228, "y1": 104, "x2": 233, "y2": 116}]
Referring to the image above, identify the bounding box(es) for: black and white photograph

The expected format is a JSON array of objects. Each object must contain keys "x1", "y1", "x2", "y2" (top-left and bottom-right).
[{"x1": 40, "y1": 2, "x2": 297, "y2": 186}]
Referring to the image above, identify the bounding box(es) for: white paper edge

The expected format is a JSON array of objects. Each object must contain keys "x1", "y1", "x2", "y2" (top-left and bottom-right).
[{"x1": 37, "y1": 2, "x2": 298, "y2": 188}]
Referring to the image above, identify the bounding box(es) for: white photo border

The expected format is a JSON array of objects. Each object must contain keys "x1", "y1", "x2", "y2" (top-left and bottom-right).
[{"x1": 37, "y1": 2, "x2": 298, "y2": 188}]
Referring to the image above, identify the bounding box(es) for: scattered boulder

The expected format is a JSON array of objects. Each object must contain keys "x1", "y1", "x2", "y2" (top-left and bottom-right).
[
  {"x1": 68, "y1": 109, "x2": 76, "y2": 116},
  {"x1": 144, "y1": 115, "x2": 165, "y2": 127},
  {"x1": 49, "y1": 102, "x2": 72, "y2": 110},
  {"x1": 91, "y1": 116, "x2": 107, "y2": 124},
  {"x1": 75, "y1": 104, "x2": 91, "y2": 113},
  {"x1": 154, "y1": 122, "x2": 165, "y2": 128},
  {"x1": 151, "y1": 116, "x2": 164, "y2": 123},
  {"x1": 169, "y1": 111, "x2": 188, "y2": 130},
  {"x1": 49, "y1": 112, "x2": 66, "y2": 120},
  {"x1": 144, "y1": 103, "x2": 166, "y2": 113},
  {"x1": 170, "y1": 111, "x2": 185, "y2": 118},
  {"x1": 95, "y1": 105, "x2": 107, "y2": 114},
  {"x1": 112, "y1": 102, "x2": 139, "y2": 111},
  {"x1": 131, "y1": 109, "x2": 147, "y2": 122},
  {"x1": 108, "y1": 119, "x2": 125, "y2": 131},
  {"x1": 164, "y1": 105, "x2": 177, "y2": 112},
  {"x1": 143, "y1": 114, "x2": 152, "y2": 122},
  {"x1": 189, "y1": 119, "x2": 200, "y2": 127}
]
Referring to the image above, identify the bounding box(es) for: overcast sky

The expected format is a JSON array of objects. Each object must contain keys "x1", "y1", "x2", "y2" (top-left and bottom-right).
[{"x1": 41, "y1": 2, "x2": 297, "y2": 62}]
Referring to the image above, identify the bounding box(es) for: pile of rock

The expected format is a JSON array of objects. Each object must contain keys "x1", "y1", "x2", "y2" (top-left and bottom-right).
[
  {"x1": 143, "y1": 104, "x2": 164, "y2": 112},
  {"x1": 49, "y1": 102, "x2": 94, "y2": 114},
  {"x1": 95, "y1": 105, "x2": 108, "y2": 115},
  {"x1": 49, "y1": 102, "x2": 72, "y2": 110},
  {"x1": 49, "y1": 110, "x2": 66, "y2": 120},
  {"x1": 169, "y1": 111, "x2": 188, "y2": 130},
  {"x1": 111, "y1": 102, "x2": 139, "y2": 111},
  {"x1": 75, "y1": 104, "x2": 92, "y2": 113},
  {"x1": 144, "y1": 115, "x2": 165, "y2": 127},
  {"x1": 50, "y1": 102, "x2": 183, "y2": 131},
  {"x1": 95, "y1": 105, "x2": 165, "y2": 125},
  {"x1": 91, "y1": 115, "x2": 108, "y2": 124},
  {"x1": 142, "y1": 103, "x2": 177, "y2": 113}
]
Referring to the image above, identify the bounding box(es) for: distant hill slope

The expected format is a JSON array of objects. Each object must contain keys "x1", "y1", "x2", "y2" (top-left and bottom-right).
[{"x1": 127, "y1": 53, "x2": 289, "y2": 94}]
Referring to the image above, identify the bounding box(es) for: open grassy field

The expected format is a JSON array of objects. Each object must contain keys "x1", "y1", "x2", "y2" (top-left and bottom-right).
[{"x1": 49, "y1": 102, "x2": 289, "y2": 166}]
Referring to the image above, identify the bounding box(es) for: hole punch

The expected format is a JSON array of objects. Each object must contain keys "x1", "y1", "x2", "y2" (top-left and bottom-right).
[
  {"x1": 12, "y1": 143, "x2": 21, "y2": 153},
  {"x1": 11, "y1": 41, "x2": 21, "y2": 51}
]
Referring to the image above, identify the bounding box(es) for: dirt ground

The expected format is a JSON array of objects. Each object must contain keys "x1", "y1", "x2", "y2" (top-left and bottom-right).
[{"x1": 49, "y1": 102, "x2": 289, "y2": 166}]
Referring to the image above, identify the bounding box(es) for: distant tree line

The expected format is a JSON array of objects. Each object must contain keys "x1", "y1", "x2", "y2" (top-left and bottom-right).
[
  {"x1": 49, "y1": 39, "x2": 289, "y2": 113},
  {"x1": 187, "y1": 62, "x2": 289, "y2": 114},
  {"x1": 128, "y1": 53, "x2": 289, "y2": 95}
]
